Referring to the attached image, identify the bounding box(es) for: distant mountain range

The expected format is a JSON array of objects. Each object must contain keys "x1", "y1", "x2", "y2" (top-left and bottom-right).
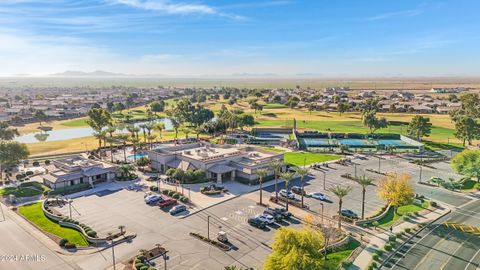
[{"x1": 50, "y1": 70, "x2": 129, "y2": 77}]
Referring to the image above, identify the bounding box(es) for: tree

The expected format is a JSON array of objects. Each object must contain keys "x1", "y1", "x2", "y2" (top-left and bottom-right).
[
  {"x1": 451, "y1": 150, "x2": 480, "y2": 182},
  {"x1": 118, "y1": 164, "x2": 135, "y2": 180},
  {"x1": 129, "y1": 136, "x2": 140, "y2": 162},
  {"x1": 263, "y1": 227, "x2": 325, "y2": 270},
  {"x1": 359, "y1": 98, "x2": 380, "y2": 116},
  {"x1": 255, "y1": 169, "x2": 268, "y2": 205},
  {"x1": 362, "y1": 111, "x2": 388, "y2": 134},
  {"x1": 269, "y1": 160, "x2": 284, "y2": 199},
  {"x1": 93, "y1": 130, "x2": 107, "y2": 150},
  {"x1": 350, "y1": 176, "x2": 374, "y2": 219},
  {"x1": 86, "y1": 108, "x2": 111, "y2": 131},
  {"x1": 377, "y1": 173, "x2": 415, "y2": 211},
  {"x1": 149, "y1": 100, "x2": 165, "y2": 114},
  {"x1": 136, "y1": 157, "x2": 150, "y2": 172},
  {"x1": 329, "y1": 185, "x2": 352, "y2": 229},
  {"x1": 295, "y1": 167, "x2": 309, "y2": 208},
  {"x1": 337, "y1": 102, "x2": 350, "y2": 116},
  {"x1": 407, "y1": 116, "x2": 432, "y2": 140},
  {"x1": 115, "y1": 134, "x2": 130, "y2": 162},
  {"x1": 279, "y1": 172, "x2": 296, "y2": 211},
  {"x1": 0, "y1": 141, "x2": 29, "y2": 182},
  {"x1": 34, "y1": 110, "x2": 47, "y2": 126},
  {"x1": 0, "y1": 122, "x2": 19, "y2": 140},
  {"x1": 106, "y1": 125, "x2": 116, "y2": 162},
  {"x1": 154, "y1": 122, "x2": 165, "y2": 142},
  {"x1": 452, "y1": 116, "x2": 480, "y2": 146}
]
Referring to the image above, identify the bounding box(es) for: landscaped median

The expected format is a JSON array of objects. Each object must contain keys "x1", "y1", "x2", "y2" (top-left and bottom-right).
[{"x1": 0, "y1": 182, "x2": 50, "y2": 198}]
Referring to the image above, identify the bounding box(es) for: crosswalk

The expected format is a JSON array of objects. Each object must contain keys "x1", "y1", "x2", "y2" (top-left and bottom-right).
[{"x1": 443, "y1": 221, "x2": 480, "y2": 236}]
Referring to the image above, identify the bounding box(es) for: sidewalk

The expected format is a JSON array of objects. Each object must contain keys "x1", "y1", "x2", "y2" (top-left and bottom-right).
[{"x1": 349, "y1": 204, "x2": 451, "y2": 270}]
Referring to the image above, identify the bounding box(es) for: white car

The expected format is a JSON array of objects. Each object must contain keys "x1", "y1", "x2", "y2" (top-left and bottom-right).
[
  {"x1": 308, "y1": 192, "x2": 327, "y2": 201},
  {"x1": 255, "y1": 214, "x2": 275, "y2": 224},
  {"x1": 144, "y1": 195, "x2": 162, "y2": 204},
  {"x1": 279, "y1": 189, "x2": 295, "y2": 199}
]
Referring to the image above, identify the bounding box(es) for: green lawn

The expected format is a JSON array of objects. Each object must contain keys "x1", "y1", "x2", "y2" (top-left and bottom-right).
[
  {"x1": 375, "y1": 202, "x2": 429, "y2": 228},
  {"x1": 263, "y1": 103, "x2": 288, "y2": 109},
  {"x1": 61, "y1": 118, "x2": 88, "y2": 127},
  {"x1": 18, "y1": 202, "x2": 89, "y2": 246},
  {"x1": 284, "y1": 152, "x2": 343, "y2": 166},
  {"x1": 256, "y1": 119, "x2": 456, "y2": 140},
  {"x1": 424, "y1": 140, "x2": 465, "y2": 151},
  {"x1": 323, "y1": 239, "x2": 361, "y2": 270},
  {"x1": 258, "y1": 146, "x2": 287, "y2": 153},
  {"x1": 0, "y1": 183, "x2": 47, "y2": 197}
]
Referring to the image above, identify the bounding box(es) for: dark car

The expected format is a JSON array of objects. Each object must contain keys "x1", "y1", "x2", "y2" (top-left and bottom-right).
[
  {"x1": 169, "y1": 205, "x2": 187, "y2": 215},
  {"x1": 340, "y1": 209, "x2": 359, "y2": 219},
  {"x1": 291, "y1": 186, "x2": 306, "y2": 195},
  {"x1": 264, "y1": 208, "x2": 283, "y2": 221},
  {"x1": 158, "y1": 198, "x2": 177, "y2": 208},
  {"x1": 274, "y1": 207, "x2": 293, "y2": 219},
  {"x1": 147, "y1": 176, "x2": 158, "y2": 181},
  {"x1": 248, "y1": 217, "x2": 266, "y2": 229}
]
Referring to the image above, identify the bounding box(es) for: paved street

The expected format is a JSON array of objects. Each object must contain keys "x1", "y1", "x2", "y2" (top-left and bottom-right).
[
  {"x1": 0, "y1": 204, "x2": 76, "y2": 270},
  {"x1": 388, "y1": 200, "x2": 480, "y2": 270}
]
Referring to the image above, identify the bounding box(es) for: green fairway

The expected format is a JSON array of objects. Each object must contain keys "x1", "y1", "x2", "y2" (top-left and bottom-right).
[
  {"x1": 284, "y1": 152, "x2": 342, "y2": 166},
  {"x1": 256, "y1": 119, "x2": 456, "y2": 140},
  {"x1": 263, "y1": 103, "x2": 288, "y2": 109},
  {"x1": 0, "y1": 182, "x2": 48, "y2": 197},
  {"x1": 323, "y1": 239, "x2": 361, "y2": 270},
  {"x1": 18, "y1": 202, "x2": 89, "y2": 246},
  {"x1": 61, "y1": 118, "x2": 88, "y2": 127},
  {"x1": 258, "y1": 146, "x2": 287, "y2": 153}
]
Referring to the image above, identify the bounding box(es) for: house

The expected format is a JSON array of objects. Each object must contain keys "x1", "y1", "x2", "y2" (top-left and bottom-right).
[
  {"x1": 41, "y1": 156, "x2": 118, "y2": 189},
  {"x1": 146, "y1": 142, "x2": 285, "y2": 184}
]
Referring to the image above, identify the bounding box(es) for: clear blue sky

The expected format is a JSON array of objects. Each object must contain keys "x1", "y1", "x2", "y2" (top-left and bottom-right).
[{"x1": 0, "y1": 0, "x2": 479, "y2": 77}]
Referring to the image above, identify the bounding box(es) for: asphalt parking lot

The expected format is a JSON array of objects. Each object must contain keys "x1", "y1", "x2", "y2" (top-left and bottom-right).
[{"x1": 58, "y1": 188, "x2": 302, "y2": 270}]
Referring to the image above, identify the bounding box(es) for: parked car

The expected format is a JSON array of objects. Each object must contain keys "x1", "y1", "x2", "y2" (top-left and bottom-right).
[
  {"x1": 169, "y1": 205, "x2": 187, "y2": 215},
  {"x1": 147, "y1": 176, "x2": 158, "y2": 181},
  {"x1": 340, "y1": 209, "x2": 359, "y2": 219},
  {"x1": 274, "y1": 207, "x2": 293, "y2": 219},
  {"x1": 158, "y1": 198, "x2": 177, "y2": 208},
  {"x1": 144, "y1": 195, "x2": 163, "y2": 204},
  {"x1": 279, "y1": 189, "x2": 295, "y2": 199},
  {"x1": 248, "y1": 217, "x2": 266, "y2": 229},
  {"x1": 308, "y1": 192, "x2": 327, "y2": 201},
  {"x1": 291, "y1": 186, "x2": 306, "y2": 195},
  {"x1": 255, "y1": 214, "x2": 275, "y2": 224},
  {"x1": 264, "y1": 208, "x2": 283, "y2": 221}
]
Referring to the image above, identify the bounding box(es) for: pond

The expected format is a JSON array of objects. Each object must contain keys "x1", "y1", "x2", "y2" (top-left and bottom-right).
[{"x1": 15, "y1": 118, "x2": 173, "y2": 143}]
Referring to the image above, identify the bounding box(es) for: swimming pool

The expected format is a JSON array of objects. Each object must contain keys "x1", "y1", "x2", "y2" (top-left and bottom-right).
[{"x1": 127, "y1": 153, "x2": 147, "y2": 161}]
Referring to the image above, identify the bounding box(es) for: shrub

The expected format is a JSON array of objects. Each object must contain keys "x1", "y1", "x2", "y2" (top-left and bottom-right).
[
  {"x1": 403, "y1": 215, "x2": 410, "y2": 221},
  {"x1": 384, "y1": 243, "x2": 392, "y2": 251},
  {"x1": 371, "y1": 261, "x2": 377, "y2": 268},
  {"x1": 405, "y1": 228, "x2": 411, "y2": 233},
  {"x1": 172, "y1": 193, "x2": 180, "y2": 199},
  {"x1": 32, "y1": 161, "x2": 40, "y2": 166},
  {"x1": 376, "y1": 249, "x2": 383, "y2": 257},
  {"x1": 45, "y1": 160, "x2": 51, "y2": 165},
  {"x1": 430, "y1": 201, "x2": 437, "y2": 207},
  {"x1": 372, "y1": 253, "x2": 379, "y2": 261},
  {"x1": 59, "y1": 238, "x2": 68, "y2": 247},
  {"x1": 139, "y1": 266, "x2": 149, "y2": 270},
  {"x1": 168, "y1": 190, "x2": 175, "y2": 196},
  {"x1": 16, "y1": 174, "x2": 26, "y2": 180},
  {"x1": 135, "y1": 263, "x2": 144, "y2": 269},
  {"x1": 135, "y1": 258, "x2": 142, "y2": 264},
  {"x1": 25, "y1": 171, "x2": 34, "y2": 176},
  {"x1": 372, "y1": 221, "x2": 379, "y2": 228},
  {"x1": 396, "y1": 232, "x2": 403, "y2": 238},
  {"x1": 150, "y1": 186, "x2": 159, "y2": 192},
  {"x1": 389, "y1": 235, "x2": 397, "y2": 242},
  {"x1": 162, "y1": 189, "x2": 169, "y2": 195},
  {"x1": 64, "y1": 242, "x2": 76, "y2": 249},
  {"x1": 86, "y1": 230, "x2": 97, "y2": 238},
  {"x1": 180, "y1": 197, "x2": 189, "y2": 203}
]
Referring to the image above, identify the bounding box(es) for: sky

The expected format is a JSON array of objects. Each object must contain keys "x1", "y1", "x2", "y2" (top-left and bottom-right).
[{"x1": 0, "y1": 0, "x2": 479, "y2": 77}]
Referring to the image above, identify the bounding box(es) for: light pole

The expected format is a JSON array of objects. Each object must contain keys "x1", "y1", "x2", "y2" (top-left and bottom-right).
[
  {"x1": 354, "y1": 164, "x2": 357, "y2": 178},
  {"x1": 68, "y1": 199, "x2": 73, "y2": 219},
  {"x1": 322, "y1": 171, "x2": 326, "y2": 190},
  {"x1": 378, "y1": 156, "x2": 381, "y2": 173},
  {"x1": 0, "y1": 203, "x2": 5, "y2": 222},
  {"x1": 320, "y1": 203, "x2": 324, "y2": 225},
  {"x1": 207, "y1": 215, "x2": 211, "y2": 240},
  {"x1": 108, "y1": 233, "x2": 116, "y2": 270}
]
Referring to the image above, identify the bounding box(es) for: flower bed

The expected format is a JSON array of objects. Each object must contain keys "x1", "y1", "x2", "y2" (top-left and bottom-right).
[{"x1": 189, "y1": 232, "x2": 231, "y2": 251}]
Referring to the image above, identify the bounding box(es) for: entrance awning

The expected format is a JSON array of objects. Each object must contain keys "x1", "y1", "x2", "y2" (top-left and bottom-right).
[{"x1": 208, "y1": 164, "x2": 235, "y2": 174}]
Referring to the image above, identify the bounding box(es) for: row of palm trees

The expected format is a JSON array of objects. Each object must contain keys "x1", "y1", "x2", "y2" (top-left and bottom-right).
[
  {"x1": 255, "y1": 160, "x2": 375, "y2": 230},
  {"x1": 93, "y1": 121, "x2": 166, "y2": 163}
]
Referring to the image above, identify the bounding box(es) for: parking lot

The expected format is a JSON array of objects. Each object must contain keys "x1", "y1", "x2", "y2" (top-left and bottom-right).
[{"x1": 59, "y1": 187, "x2": 302, "y2": 270}]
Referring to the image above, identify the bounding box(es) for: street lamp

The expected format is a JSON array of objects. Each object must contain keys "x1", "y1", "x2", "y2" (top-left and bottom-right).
[
  {"x1": 354, "y1": 163, "x2": 357, "y2": 178},
  {"x1": 68, "y1": 199, "x2": 73, "y2": 219},
  {"x1": 322, "y1": 171, "x2": 326, "y2": 190},
  {"x1": 320, "y1": 203, "x2": 324, "y2": 225},
  {"x1": 207, "y1": 215, "x2": 211, "y2": 240},
  {"x1": 378, "y1": 156, "x2": 381, "y2": 173},
  {"x1": 108, "y1": 233, "x2": 116, "y2": 270}
]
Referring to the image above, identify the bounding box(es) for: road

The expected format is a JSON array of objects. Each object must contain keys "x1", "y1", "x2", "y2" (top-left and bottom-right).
[
  {"x1": 387, "y1": 199, "x2": 480, "y2": 270},
  {"x1": 0, "y1": 203, "x2": 76, "y2": 270}
]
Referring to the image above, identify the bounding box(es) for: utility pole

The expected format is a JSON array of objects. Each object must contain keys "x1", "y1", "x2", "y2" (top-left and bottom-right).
[
  {"x1": 354, "y1": 164, "x2": 357, "y2": 178},
  {"x1": 0, "y1": 203, "x2": 5, "y2": 222},
  {"x1": 323, "y1": 171, "x2": 326, "y2": 190},
  {"x1": 378, "y1": 156, "x2": 381, "y2": 173},
  {"x1": 108, "y1": 233, "x2": 116, "y2": 270},
  {"x1": 68, "y1": 199, "x2": 73, "y2": 219},
  {"x1": 207, "y1": 215, "x2": 210, "y2": 240},
  {"x1": 320, "y1": 203, "x2": 324, "y2": 225}
]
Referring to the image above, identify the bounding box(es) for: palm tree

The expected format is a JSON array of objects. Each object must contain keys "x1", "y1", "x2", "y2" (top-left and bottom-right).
[
  {"x1": 147, "y1": 134, "x2": 157, "y2": 149},
  {"x1": 115, "y1": 134, "x2": 129, "y2": 163},
  {"x1": 329, "y1": 185, "x2": 352, "y2": 229},
  {"x1": 154, "y1": 122, "x2": 165, "y2": 142},
  {"x1": 183, "y1": 126, "x2": 191, "y2": 140},
  {"x1": 269, "y1": 160, "x2": 284, "y2": 199},
  {"x1": 351, "y1": 175, "x2": 374, "y2": 219},
  {"x1": 129, "y1": 136, "x2": 140, "y2": 162},
  {"x1": 93, "y1": 129, "x2": 107, "y2": 153},
  {"x1": 118, "y1": 225, "x2": 125, "y2": 235},
  {"x1": 139, "y1": 124, "x2": 148, "y2": 143},
  {"x1": 255, "y1": 169, "x2": 268, "y2": 205},
  {"x1": 0, "y1": 122, "x2": 19, "y2": 140},
  {"x1": 106, "y1": 125, "x2": 116, "y2": 162},
  {"x1": 279, "y1": 171, "x2": 296, "y2": 211},
  {"x1": 170, "y1": 118, "x2": 180, "y2": 142},
  {"x1": 119, "y1": 164, "x2": 134, "y2": 180},
  {"x1": 295, "y1": 166, "x2": 309, "y2": 208}
]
